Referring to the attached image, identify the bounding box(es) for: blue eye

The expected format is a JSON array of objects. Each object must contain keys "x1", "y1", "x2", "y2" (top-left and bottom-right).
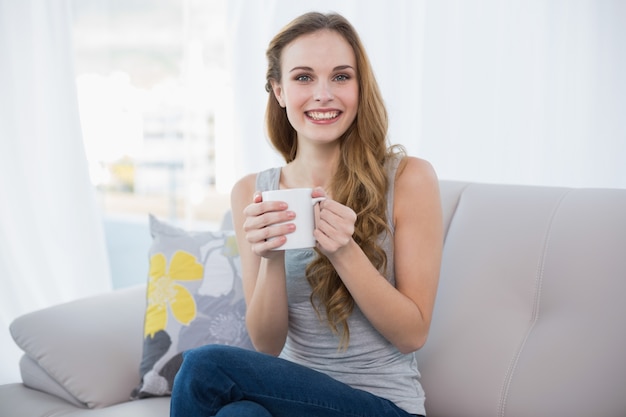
[
  {"x1": 334, "y1": 74, "x2": 350, "y2": 82},
  {"x1": 295, "y1": 74, "x2": 312, "y2": 82}
]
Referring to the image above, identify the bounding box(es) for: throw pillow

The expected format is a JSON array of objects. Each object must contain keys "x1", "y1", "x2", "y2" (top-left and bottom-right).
[{"x1": 131, "y1": 214, "x2": 254, "y2": 399}]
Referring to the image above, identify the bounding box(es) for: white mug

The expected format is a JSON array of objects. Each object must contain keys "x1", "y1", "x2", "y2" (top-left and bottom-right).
[{"x1": 261, "y1": 188, "x2": 325, "y2": 250}]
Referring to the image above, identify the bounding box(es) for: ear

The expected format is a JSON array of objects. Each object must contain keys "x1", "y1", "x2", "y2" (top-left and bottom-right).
[{"x1": 270, "y1": 80, "x2": 286, "y2": 108}]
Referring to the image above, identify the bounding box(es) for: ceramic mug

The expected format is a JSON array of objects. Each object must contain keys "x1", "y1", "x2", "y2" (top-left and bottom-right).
[{"x1": 261, "y1": 188, "x2": 325, "y2": 250}]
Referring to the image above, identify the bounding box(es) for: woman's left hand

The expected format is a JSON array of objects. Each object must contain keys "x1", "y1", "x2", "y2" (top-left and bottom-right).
[{"x1": 312, "y1": 187, "x2": 357, "y2": 255}]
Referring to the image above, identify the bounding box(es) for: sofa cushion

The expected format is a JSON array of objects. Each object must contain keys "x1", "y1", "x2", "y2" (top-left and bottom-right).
[
  {"x1": 18, "y1": 355, "x2": 83, "y2": 407},
  {"x1": 9, "y1": 285, "x2": 147, "y2": 408},
  {"x1": 0, "y1": 383, "x2": 170, "y2": 417},
  {"x1": 131, "y1": 215, "x2": 254, "y2": 399},
  {"x1": 0, "y1": 383, "x2": 82, "y2": 417}
]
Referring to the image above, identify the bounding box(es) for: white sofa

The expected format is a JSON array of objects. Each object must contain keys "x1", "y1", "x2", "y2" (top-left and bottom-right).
[{"x1": 2, "y1": 180, "x2": 626, "y2": 417}]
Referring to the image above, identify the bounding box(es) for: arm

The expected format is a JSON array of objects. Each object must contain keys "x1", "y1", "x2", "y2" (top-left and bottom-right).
[
  {"x1": 314, "y1": 157, "x2": 443, "y2": 353},
  {"x1": 230, "y1": 175, "x2": 295, "y2": 355}
]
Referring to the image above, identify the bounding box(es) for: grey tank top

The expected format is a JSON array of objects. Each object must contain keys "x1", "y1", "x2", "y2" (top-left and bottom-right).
[{"x1": 255, "y1": 156, "x2": 425, "y2": 415}]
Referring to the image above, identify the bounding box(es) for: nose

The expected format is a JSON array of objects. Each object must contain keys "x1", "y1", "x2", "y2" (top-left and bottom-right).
[{"x1": 314, "y1": 81, "x2": 334, "y2": 102}]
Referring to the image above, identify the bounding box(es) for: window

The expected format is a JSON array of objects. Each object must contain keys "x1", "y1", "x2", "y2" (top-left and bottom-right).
[{"x1": 71, "y1": 0, "x2": 230, "y2": 225}]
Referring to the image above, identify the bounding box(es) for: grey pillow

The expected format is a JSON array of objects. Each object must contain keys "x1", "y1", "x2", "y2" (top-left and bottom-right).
[{"x1": 131, "y1": 215, "x2": 254, "y2": 399}]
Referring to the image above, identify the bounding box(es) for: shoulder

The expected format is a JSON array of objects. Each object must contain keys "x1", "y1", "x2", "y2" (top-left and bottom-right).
[
  {"x1": 395, "y1": 156, "x2": 438, "y2": 191},
  {"x1": 230, "y1": 173, "x2": 257, "y2": 212},
  {"x1": 230, "y1": 164, "x2": 281, "y2": 197},
  {"x1": 231, "y1": 173, "x2": 257, "y2": 198},
  {"x1": 393, "y1": 156, "x2": 441, "y2": 223}
]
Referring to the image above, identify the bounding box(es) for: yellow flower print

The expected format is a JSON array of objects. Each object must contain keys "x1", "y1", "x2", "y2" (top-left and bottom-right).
[
  {"x1": 223, "y1": 235, "x2": 239, "y2": 257},
  {"x1": 144, "y1": 250, "x2": 204, "y2": 338}
]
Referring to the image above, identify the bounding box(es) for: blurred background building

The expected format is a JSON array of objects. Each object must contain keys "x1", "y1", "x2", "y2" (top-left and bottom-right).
[{"x1": 72, "y1": 0, "x2": 230, "y2": 224}]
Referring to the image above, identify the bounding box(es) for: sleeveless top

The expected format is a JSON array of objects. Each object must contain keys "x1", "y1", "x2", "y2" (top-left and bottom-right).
[{"x1": 255, "y1": 156, "x2": 425, "y2": 415}]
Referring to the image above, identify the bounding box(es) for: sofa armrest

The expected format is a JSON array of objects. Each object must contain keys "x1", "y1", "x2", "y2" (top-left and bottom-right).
[{"x1": 9, "y1": 285, "x2": 147, "y2": 409}]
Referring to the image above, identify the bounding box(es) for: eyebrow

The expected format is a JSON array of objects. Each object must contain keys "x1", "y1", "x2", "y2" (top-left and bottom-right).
[{"x1": 289, "y1": 65, "x2": 355, "y2": 73}]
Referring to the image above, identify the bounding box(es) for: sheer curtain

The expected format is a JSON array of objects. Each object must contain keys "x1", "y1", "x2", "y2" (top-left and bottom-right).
[
  {"x1": 225, "y1": 0, "x2": 625, "y2": 190},
  {"x1": 0, "y1": 0, "x2": 111, "y2": 384}
]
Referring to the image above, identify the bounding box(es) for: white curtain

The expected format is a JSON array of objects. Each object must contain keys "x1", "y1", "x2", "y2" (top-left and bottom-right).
[
  {"x1": 0, "y1": 0, "x2": 111, "y2": 384},
  {"x1": 225, "y1": 0, "x2": 626, "y2": 190}
]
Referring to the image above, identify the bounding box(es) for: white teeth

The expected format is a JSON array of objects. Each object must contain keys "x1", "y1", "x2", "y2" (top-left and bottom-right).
[{"x1": 307, "y1": 111, "x2": 339, "y2": 120}]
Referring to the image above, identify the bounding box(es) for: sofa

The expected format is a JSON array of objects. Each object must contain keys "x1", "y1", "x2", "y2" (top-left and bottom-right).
[{"x1": 1, "y1": 180, "x2": 625, "y2": 417}]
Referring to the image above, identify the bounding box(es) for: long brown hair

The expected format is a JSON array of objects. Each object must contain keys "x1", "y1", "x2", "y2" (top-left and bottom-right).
[{"x1": 265, "y1": 12, "x2": 399, "y2": 348}]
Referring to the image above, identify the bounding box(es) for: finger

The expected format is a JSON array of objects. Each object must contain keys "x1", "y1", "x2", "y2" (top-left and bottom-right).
[
  {"x1": 318, "y1": 208, "x2": 355, "y2": 243},
  {"x1": 243, "y1": 208, "x2": 295, "y2": 237},
  {"x1": 318, "y1": 205, "x2": 348, "y2": 231},
  {"x1": 252, "y1": 235, "x2": 288, "y2": 257},
  {"x1": 311, "y1": 187, "x2": 327, "y2": 199},
  {"x1": 251, "y1": 223, "x2": 295, "y2": 254},
  {"x1": 243, "y1": 199, "x2": 288, "y2": 218},
  {"x1": 314, "y1": 229, "x2": 340, "y2": 254},
  {"x1": 319, "y1": 199, "x2": 356, "y2": 222}
]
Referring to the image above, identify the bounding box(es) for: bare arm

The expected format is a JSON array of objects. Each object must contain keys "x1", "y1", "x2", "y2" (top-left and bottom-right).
[
  {"x1": 230, "y1": 174, "x2": 298, "y2": 355},
  {"x1": 314, "y1": 157, "x2": 443, "y2": 353}
]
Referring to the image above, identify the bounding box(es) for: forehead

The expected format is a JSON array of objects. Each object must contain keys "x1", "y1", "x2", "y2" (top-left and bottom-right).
[{"x1": 281, "y1": 29, "x2": 356, "y2": 71}]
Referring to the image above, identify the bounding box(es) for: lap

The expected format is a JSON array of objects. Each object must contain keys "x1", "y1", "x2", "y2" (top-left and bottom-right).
[{"x1": 177, "y1": 344, "x2": 417, "y2": 417}]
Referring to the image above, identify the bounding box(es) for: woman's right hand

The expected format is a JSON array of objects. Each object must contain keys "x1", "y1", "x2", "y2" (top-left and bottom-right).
[{"x1": 241, "y1": 192, "x2": 296, "y2": 257}]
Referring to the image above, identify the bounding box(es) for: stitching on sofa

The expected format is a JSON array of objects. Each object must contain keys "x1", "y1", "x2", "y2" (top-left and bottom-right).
[{"x1": 497, "y1": 189, "x2": 572, "y2": 417}]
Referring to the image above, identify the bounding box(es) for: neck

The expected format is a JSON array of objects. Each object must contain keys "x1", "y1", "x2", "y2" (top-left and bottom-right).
[{"x1": 281, "y1": 143, "x2": 340, "y2": 190}]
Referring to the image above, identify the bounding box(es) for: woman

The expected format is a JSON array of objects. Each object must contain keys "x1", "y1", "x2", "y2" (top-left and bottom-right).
[{"x1": 171, "y1": 11, "x2": 442, "y2": 417}]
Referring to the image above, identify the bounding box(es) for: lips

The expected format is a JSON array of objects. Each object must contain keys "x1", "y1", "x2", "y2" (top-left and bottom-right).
[{"x1": 306, "y1": 110, "x2": 340, "y2": 121}]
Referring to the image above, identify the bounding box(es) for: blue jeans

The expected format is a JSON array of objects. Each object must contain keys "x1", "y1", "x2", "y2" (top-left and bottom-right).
[{"x1": 170, "y1": 345, "x2": 424, "y2": 417}]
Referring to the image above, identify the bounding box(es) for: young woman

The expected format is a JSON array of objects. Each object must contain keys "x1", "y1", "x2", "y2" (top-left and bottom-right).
[{"x1": 171, "y1": 12, "x2": 443, "y2": 417}]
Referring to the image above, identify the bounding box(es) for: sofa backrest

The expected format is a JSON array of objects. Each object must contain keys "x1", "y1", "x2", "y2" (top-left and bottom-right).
[{"x1": 417, "y1": 181, "x2": 626, "y2": 417}]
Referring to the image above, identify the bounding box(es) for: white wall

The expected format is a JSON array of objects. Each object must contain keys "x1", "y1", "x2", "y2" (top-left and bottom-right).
[{"x1": 225, "y1": 0, "x2": 626, "y2": 190}]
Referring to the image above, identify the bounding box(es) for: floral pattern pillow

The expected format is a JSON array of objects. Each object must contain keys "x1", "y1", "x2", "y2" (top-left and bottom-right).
[{"x1": 131, "y1": 215, "x2": 254, "y2": 399}]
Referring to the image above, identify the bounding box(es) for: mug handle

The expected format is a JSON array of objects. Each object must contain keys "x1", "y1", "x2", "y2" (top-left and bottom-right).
[{"x1": 312, "y1": 197, "x2": 325, "y2": 233}]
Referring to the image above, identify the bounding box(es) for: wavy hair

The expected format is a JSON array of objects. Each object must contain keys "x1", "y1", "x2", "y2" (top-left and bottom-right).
[{"x1": 265, "y1": 12, "x2": 401, "y2": 348}]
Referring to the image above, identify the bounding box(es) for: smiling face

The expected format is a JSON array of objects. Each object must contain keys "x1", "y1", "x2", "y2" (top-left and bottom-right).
[{"x1": 271, "y1": 29, "x2": 359, "y2": 147}]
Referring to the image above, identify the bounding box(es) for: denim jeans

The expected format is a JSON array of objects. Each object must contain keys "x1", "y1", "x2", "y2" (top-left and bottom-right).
[{"x1": 170, "y1": 344, "x2": 424, "y2": 417}]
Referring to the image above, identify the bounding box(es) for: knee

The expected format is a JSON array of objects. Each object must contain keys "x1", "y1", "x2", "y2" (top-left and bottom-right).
[
  {"x1": 179, "y1": 344, "x2": 237, "y2": 375},
  {"x1": 173, "y1": 345, "x2": 253, "y2": 409},
  {"x1": 174, "y1": 345, "x2": 238, "y2": 397},
  {"x1": 183, "y1": 343, "x2": 230, "y2": 362}
]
